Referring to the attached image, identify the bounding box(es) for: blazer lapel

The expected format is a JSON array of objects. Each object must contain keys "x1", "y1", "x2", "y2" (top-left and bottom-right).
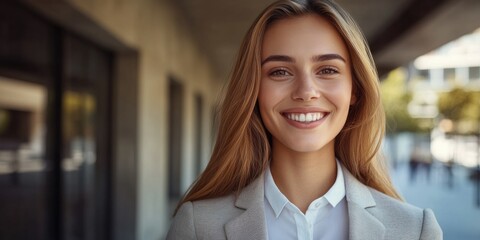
[
  {"x1": 225, "y1": 174, "x2": 267, "y2": 240},
  {"x1": 347, "y1": 202, "x2": 385, "y2": 240},
  {"x1": 342, "y1": 165, "x2": 385, "y2": 240}
]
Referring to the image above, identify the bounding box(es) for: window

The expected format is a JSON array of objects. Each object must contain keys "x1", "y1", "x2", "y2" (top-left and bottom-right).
[
  {"x1": 194, "y1": 94, "x2": 203, "y2": 176},
  {"x1": 0, "y1": 3, "x2": 113, "y2": 239},
  {"x1": 168, "y1": 78, "x2": 184, "y2": 199},
  {"x1": 418, "y1": 69, "x2": 429, "y2": 80},
  {"x1": 444, "y1": 68, "x2": 455, "y2": 82},
  {"x1": 469, "y1": 66, "x2": 480, "y2": 81}
]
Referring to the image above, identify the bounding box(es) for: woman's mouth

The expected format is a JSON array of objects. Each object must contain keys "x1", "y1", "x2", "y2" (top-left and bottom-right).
[{"x1": 282, "y1": 112, "x2": 328, "y2": 123}]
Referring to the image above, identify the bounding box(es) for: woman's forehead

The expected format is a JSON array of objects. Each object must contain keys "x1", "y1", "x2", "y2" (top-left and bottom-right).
[{"x1": 261, "y1": 14, "x2": 350, "y2": 62}]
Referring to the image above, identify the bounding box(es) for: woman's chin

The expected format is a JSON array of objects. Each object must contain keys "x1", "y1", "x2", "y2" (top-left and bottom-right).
[{"x1": 283, "y1": 140, "x2": 333, "y2": 154}]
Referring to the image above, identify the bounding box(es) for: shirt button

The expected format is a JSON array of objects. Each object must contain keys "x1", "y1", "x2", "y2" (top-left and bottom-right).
[{"x1": 315, "y1": 202, "x2": 321, "y2": 207}]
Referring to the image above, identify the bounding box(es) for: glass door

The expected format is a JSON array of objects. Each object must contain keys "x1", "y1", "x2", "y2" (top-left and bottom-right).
[
  {"x1": 61, "y1": 34, "x2": 112, "y2": 240},
  {"x1": 0, "y1": 2, "x2": 113, "y2": 239}
]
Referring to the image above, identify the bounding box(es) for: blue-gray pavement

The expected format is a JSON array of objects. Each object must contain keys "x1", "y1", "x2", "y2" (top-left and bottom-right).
[{"x1": 391, "y1": 163, "x2": 480, "y2": 240}]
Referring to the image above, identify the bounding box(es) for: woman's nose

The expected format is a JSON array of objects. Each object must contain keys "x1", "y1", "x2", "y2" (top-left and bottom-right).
[{"x1": 291, "y1": 73, "x2": 320, "y2": 101}]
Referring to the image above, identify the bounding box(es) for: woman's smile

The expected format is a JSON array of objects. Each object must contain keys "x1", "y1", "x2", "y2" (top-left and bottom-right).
[{"x1": 280, "y1": 108, "x2": 330, "y2": 129}]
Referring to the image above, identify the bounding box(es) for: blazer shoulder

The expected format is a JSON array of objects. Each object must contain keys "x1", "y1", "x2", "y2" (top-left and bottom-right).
[
  {"x1": 369, "y1": 187, "x2": 423, "y2": 218},
  {"x1": 166, "y1": 201, "x2": 196, "y2": 240},
  {"x1": 167, "y1": 194, "x2": 243, "y2": 240},
  {"x1": 420, "y1": 208, "x2": 443, "y2": 240},
  {"x1": 367, "y1": 188, "x2": 442, "y2": 239},
  {"x1": 193, "y1": 194, "x2": 243, "y2": 223}
]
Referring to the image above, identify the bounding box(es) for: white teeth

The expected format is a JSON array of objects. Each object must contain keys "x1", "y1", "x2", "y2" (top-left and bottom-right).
[
  {"x1": 299, "y1": 114, "x2": 306, "y2": 122},
  {"x1": 306, "y1": 113, "x2": 312, "y2": 122},
  {"x1": 285, "y1": 112, "x2": 326, "y2": 123}
]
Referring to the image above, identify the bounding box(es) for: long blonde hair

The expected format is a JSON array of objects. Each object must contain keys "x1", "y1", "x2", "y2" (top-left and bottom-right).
[{"x1": 175, "y1": 0, "x2": 400, "y2": 214}]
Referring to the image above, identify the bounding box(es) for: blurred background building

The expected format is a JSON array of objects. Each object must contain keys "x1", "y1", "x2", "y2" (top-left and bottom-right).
[
  {"x1": 0, "y1": 0, "x2": 479, "y2": 239},
  {"x1": 381, "y1": 27, "x2": 480, "y2": 240}
]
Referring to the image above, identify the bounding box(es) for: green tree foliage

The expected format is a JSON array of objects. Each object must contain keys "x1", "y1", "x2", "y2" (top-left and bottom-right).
[
  {"x1": 438, "y1": 88, "x2": 480, "y2": 133},
  {"x1": 381, "y1": 69, "x2": 422, "y2": 133},
  {"x1": 438, "y1": 88, "x2": 470, "y2": 121}
]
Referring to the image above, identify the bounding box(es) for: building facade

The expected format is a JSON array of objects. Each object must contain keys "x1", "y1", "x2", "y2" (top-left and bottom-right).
[{"x1": 0, "y1": 0, "x2": 222, "y2": 239}]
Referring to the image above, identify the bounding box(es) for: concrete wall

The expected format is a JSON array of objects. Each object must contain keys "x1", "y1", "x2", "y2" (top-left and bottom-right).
[{"x1": 62, "y1": 0, "x2": 221, "y2": 238}]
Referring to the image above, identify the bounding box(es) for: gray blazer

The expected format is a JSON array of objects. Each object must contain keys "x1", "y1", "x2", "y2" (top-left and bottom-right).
[{"x1": 167, "y1": 165, "x2": 442, "y2": 240}]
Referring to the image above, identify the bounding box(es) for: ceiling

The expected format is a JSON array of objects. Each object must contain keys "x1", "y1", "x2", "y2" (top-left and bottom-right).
[{"x1": 175, "y1": 0, "x2": 480, "y2": 81}]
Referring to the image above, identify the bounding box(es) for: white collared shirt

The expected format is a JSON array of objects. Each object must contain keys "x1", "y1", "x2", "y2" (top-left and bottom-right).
[{"x1": 264, "y1": 159, "x2": 349, "y2": 240}]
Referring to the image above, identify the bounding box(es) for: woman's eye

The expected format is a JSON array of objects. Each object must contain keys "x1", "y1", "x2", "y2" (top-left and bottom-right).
[
  {"x1": 319, "y1": 67, "x2": 339, "y2": 75},
  {"x1": 270, "y1": 69, "x2": 291, "y2": 77}
]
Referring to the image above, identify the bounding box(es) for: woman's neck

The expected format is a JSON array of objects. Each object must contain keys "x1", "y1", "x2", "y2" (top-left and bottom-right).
[{"x1": 269, "y1": 140, "x2": 337, "y2": 213}]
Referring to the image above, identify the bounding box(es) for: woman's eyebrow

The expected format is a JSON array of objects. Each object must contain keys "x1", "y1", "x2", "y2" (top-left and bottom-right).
[
  {"x1": 261, "y1": 53, "x2": 346, "y2": 66},
  {"x1": 261, "y1": 55, "x2": 294, "y2": 66},
  {"x1": 312, "y1": 54, "x2": 346, "y2": 63}
]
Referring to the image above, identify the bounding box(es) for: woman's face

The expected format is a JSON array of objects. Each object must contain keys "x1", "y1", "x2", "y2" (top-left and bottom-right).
[{"x1": 258, "y1": 14, "x2": 354, "y2": 154}]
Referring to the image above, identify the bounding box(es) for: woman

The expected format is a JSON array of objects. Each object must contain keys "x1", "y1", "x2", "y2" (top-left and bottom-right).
[{"x1": 167, "y1": 0, "x2": 442, "y2": 239}]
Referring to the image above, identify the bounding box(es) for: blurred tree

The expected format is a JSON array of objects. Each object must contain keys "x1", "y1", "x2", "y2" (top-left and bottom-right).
[
  {"x1": 438, "y1": 88, "x2": 470, "y2": 121},
  {"x1": 438, "y1": 88, "x2": 480, "y2": 133},
  {"x1": 381, "y1": 68, "x2": 423, "y2": 133}
]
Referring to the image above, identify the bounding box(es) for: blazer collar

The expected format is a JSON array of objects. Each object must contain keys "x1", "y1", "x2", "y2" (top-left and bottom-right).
[
  {"x1": 225, "y1": 174, "x2": 267, "y2": 240},
  {"x1": 224, "y1": 165, "x2": 386, "y2": 240},
  {"x1": 341, "y1": 164, "x2": 386, "y2": 240}
]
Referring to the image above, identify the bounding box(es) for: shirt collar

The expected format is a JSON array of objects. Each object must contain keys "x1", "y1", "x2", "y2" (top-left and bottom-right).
[
  {"x1": 264, "y1": 165, "x2": 289, "y2": 218},
  {"x1": 324, "y1": 159, "x2": 346, "y2": 207},
  {"x1": 264, "y1": 159, "x2": 346, "y2": 218}
]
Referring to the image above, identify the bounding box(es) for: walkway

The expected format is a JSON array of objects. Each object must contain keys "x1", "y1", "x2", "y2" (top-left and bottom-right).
[{"x1": 391, "y1": 163, "x2": 480, "y2": 240}]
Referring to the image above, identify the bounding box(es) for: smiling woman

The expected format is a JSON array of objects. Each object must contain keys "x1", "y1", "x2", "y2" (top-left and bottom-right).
[{"x1": 167, "y1": 1, "x2": 443, "y2": 239}]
